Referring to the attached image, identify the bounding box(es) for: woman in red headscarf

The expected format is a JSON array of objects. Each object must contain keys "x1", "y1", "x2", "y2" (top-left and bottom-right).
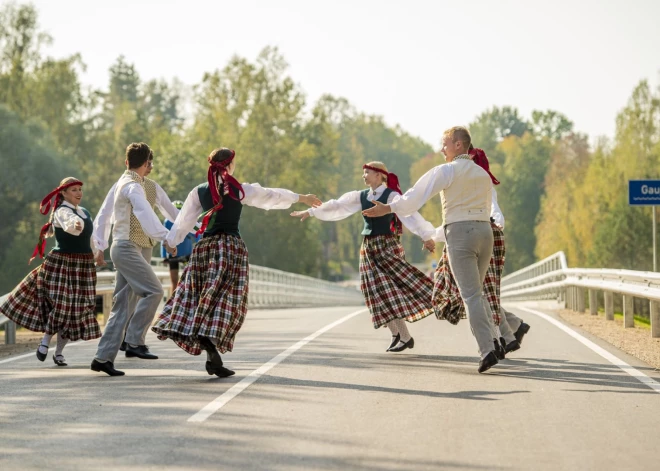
[
  {"x1": 0, "y1": 177, "x2": 103, "y2": 366},
  {"x1": 291, "y1": 161, "x2": 436, "y2": 353},
  {"x1": 151, "y1": 148, "x2": 321, "y2": 377},
  {"x1": 431, "y1": 146, "x2": 530, "y2": 357}
]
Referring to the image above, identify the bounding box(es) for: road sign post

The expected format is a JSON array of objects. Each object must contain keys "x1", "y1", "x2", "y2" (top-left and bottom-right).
[{"x1": 629, "y1": 180, "x2": 660, "y2": 271}]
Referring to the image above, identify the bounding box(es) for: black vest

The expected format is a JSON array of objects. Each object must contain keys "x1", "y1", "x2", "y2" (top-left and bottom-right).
[
  {"x1": 361, "y1": 188, "x2": 395, "y2": 236},
  {"x1": 197, "y1": 183, "x2": 243, "y2": 238},
  {"x1": 53, "y1": 206, "x2": 94, "y2": 254}
]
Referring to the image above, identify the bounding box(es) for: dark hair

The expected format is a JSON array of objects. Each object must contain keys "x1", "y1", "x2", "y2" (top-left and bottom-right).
[
  {"x1": 208, "y1": 148, "x2": 234, "y2": 163},
  {"x1": 126, "y1": 142, "x2": 153, "y2": 169}
]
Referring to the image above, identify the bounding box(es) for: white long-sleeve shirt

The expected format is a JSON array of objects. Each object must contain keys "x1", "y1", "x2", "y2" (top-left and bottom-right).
[
  {"x1": 93, "y1": 180, "x2": 180, "y2": 251},
  {"x1": 388, "y1": 164, "x2": 456, "y2": 217},
  {"x1": 54, "y1": 201, "x2": 100, "y2": 256},
  {"x1": 307, "y1": 184, "x2": 436, "y2": 241},
  {"x1": 165, "y1": 183, "x2": 300, "y2": 247},
  {"x1": 432, "y1": 187, "x2": 505, "y2": 243}
]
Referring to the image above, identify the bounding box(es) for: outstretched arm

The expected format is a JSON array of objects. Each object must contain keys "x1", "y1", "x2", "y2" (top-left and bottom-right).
[
  {"x1": 242, "y1": 183, "x2": 321, "y2": 210},
  {"x1": 165, "y1": 188, "x2": 203, "y2": 248},
  {"x1": 362, "y1": 164, "x2": 455, "y2": 218},
  {"x1": 292, "y1": 191, "x2": 362, "y2": 222}
]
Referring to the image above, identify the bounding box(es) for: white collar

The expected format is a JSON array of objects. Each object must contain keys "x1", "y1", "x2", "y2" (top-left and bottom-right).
[
  {"x1": 61, "y1": 201, "x2": 79, "y2": 210},
  {"x1": 370, "y1": 183, "x2": 387, "y2": 195}
]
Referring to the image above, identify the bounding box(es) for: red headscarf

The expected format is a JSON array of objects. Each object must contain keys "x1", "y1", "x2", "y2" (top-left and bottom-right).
[
  {"x1": 469, "y1": 147, "x2": 500, "y2": 185},
  {"x1": 197, "y1": 150, "x2": 245, "y2": 236},
  {"x1": 362, "y1": 164, "x2": 403, "y2": 235},
  {"x1": 30, "y1": 180, "x2": 83, "y2": 263}
]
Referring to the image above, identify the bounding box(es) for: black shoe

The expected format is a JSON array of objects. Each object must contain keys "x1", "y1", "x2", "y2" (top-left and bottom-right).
[
  {"x1": 504, "y1": 339, "x2": 521, "y2": 353},
  {"x1": 91, "y1": 359, "x2": 125, "y2": 376},
  {"x1": 125, "y1": 344, "x2": 158, "y2": 360},
  {"x1": 388, "y1": 337, "x2": 414, "y2": 352},
  {"x1": 387, "y1": 334, "x2": 400, "y2": 351},
  {"x1": 53, "y1": 354, "x2": 67, "y2": 366},
  {"x1": 36, "y1": 344, "x2": 48, "y2": 362},
  {"x1": 205, "y1": 361, "x2": 236, "y2": 378},
  {"x1": 494, "y1": 339, "x2": 506, "y2": 360},
  {"x1": 119, "y1": 341, "x2": 127, "y2": 352},
  {"x1": 514, "y1": 322, "x2": 531, "y2": 344},
  {"x1": 478, "y1": 352, "x2": 499, "y2": 373}
]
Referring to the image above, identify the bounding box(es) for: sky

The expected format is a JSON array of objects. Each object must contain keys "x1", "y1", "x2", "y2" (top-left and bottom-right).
[{"x1": 18, "y1": 0, "x2": 660, "y2": 148}]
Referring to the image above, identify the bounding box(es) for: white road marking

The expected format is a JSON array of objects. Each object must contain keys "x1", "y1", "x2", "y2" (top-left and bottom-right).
[
  {"x1": 518, "y1": 306, "x2": 660, "y2": 394},
  {"x1": 188, "y1": 308, "x2": 368, "y2": 422}
]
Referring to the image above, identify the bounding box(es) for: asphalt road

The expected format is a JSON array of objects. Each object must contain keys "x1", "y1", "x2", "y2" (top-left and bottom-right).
[{"x1": 1, "y1": 304, "x2": 659, "y2": 470}]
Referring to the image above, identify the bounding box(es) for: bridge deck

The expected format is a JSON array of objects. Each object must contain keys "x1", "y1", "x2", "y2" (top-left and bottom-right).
[{"x1": 1, "y1": 305, "x2": 658, "y2": 470}]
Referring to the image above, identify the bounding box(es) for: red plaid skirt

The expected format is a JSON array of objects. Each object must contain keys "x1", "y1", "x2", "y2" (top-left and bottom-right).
[
  {"x1": 152, "y1": 234, "x2": 249, "y2": 355},
  {"x1": 0, "y1": 252, "x2": 100, "y2": 340},
  {"x1": 432, "y1": 223, "x2": 505, "y2": 325},
  {"x1": 359, "y1": 235, "x2": 434, "y2": 329}
]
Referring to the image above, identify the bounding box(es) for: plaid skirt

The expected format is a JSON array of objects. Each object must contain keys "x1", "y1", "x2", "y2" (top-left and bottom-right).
[
  {"x1": 359, "y1": 234, "x2": 434, "y2": 329},
  {"x1": 432, "y1": 223, "x2": 505, "y2": 325},
  {"x1": 0, "y1": 252, "x2": 100, "y2": 340},
  {"x1": 151, "y1": 234, "x2": 249, "y2": 355}
]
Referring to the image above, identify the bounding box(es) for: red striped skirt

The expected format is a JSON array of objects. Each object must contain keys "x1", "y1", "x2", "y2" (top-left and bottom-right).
[
  {"x1": 359, "y1": 234, "x2": 434, "y2": 329},
  {"x1": 152, "y1": 234, "x2": 249, "y2": 355},
  {"x1": 0, "y1": 252, "x2": 100, "y2": 340}
]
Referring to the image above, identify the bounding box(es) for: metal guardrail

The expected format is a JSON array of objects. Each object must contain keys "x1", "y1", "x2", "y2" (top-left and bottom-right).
[
  {"x1": 501, "y1": 251, "x2": 660, "y2": 338},
  {"x1": 1, "y1": 264, "x2": 364, "y2": 344}
]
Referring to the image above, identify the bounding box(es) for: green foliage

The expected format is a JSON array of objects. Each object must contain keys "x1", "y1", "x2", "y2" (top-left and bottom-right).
[{"x1": 1, "y1": 2, "x2": 657, "y2": 296}]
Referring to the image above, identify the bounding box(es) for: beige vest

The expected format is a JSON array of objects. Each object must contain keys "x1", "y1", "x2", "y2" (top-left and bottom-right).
[
  {"x1": 112, "y1": 172, "x2": 159, "y2": 248},
  {"x1": 441, "y1": 159, "x2": 492, "y2": 225},
  {"x1": 129, "y1": 177, "x2": 158, "y2": 248}
]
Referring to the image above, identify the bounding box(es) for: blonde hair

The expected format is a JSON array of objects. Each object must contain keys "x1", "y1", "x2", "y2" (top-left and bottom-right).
[
  {"x1": 365, "y1": 161, "x2": 388, "y2": 183},
  {"x1": 46, "y1": 177, "x2": 82, "y2": 237},
  {"x1": 59, "y1": 176, "x2": 81, "y2": 187},
  {"x1": 443, "y1": 126, "x2": 472, "y2": 150}
]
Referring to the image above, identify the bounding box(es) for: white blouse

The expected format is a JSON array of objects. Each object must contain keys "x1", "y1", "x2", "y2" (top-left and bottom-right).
[
  {"x1": 307, "y1": 184, "x2": 436, "y2": 241},
  {"x1": 54, "y1": 201, "x2": 100, "y2": 255},
  {"x1": 432, "y1": 187, "x2": 505, "y2": 243},
  {"x1": 93, "y1": 180, "x2": 180, "y2": 251},
  {"x1": 165, "y1": 183, "x2": 300, "y2": 247}
]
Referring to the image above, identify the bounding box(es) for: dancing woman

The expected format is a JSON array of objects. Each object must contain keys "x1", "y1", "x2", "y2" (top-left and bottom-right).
[
  {"x1": 291, "y1": 161, "x2": 436, "y2": 353},
  {"x1": 152, "y1": 148, "x2": 321, "y2": 377}
]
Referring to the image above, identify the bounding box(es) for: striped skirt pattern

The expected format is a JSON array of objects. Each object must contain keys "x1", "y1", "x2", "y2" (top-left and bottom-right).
[
  {"x1": 359, "y1": 234, "x2": 434, "y2": 329},
  {"x1": 152, "y1": 234, "x2": 249, "y2": 355},
  {"x1": 0, "y1": 252, "x2": 100, "y2": 340}
]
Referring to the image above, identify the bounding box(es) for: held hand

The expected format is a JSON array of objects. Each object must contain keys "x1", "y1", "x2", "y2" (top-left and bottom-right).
[
  {"x1": 290, "y1": 210, "x2": 311, "y2": 222},
  {"x1": 165, "y1": 243, "x2": 177, "y2": 257},
  {"x1": 94, "y1": 251, "x2": 107, "y2": 267},
  {"x1": 423, "y1": 239, "x2": 436, "y2": 253},
  {"x1": 361, "y1": 201, "x2": 391, "y2": 218},
  {"x1": 299, "y1": 194, "x2": 322, "y2": 208},
  {"x1": 74, "y1": 220, "x2": 83, "y2": 232}
]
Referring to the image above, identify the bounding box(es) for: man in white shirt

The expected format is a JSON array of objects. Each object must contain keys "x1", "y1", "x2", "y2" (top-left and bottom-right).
[
  {"x1": 93, "y1": 154, "x2": 180, "y2": 356},
  {"x1": 91, "y1": 143, "x2": 176, "y2": 377},
  {"x1": 363, "y1": 126, "x2": 499, "y2": 373}
]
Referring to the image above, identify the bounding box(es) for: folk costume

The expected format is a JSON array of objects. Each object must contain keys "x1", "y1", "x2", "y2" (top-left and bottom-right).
[
  {"x1": 306, "y1": 165, "x2": 436, "y2": 352},
  {"x1": 152, "y1": 150, "x2": 306, "y2": 377},
  {"x1": 91, "y1": 170, "x2": 170, "y2": 376},
  {"x1": 93, "y1": 177, "x2": 179, "y2": 353},
  {"x1": 0, "y1": 180, "x2": 101, "y2": 366},
  {"x1": 387, "y1": 154, "x2": 499, "y2": 370}
]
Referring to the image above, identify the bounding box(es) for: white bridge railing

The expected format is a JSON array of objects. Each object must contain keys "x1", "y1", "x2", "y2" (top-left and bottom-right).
[
  {"x1": 1, "y1": 264, "x2": 364, "y2": 344},
  {"x1": 501, "y1": 251, "x2": 660, "y2": 338}
]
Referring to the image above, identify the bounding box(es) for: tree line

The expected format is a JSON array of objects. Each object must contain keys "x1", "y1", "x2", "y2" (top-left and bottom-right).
[{"x1": 1, "y1": 3, "x2": 657, "y2": 293}]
